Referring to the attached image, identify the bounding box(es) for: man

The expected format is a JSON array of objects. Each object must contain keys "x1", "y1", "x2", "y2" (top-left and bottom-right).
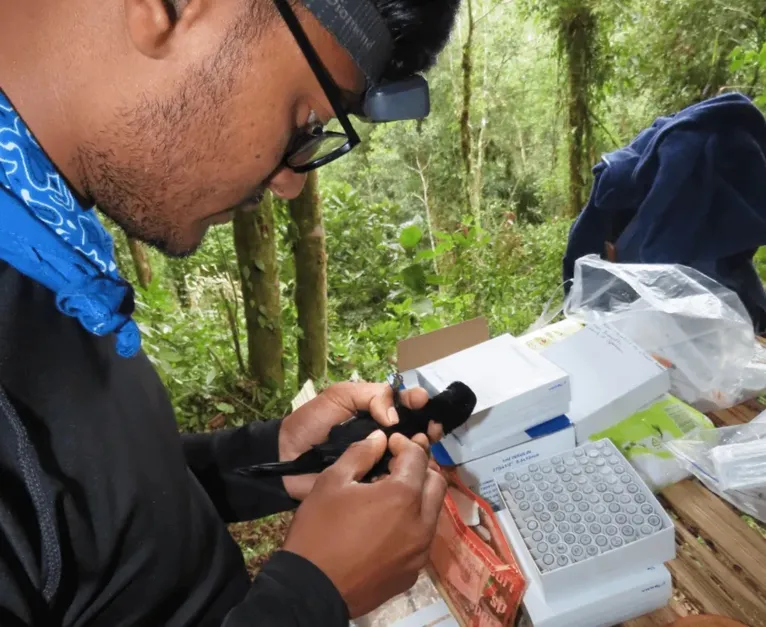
[{"x1": 0, "y1": 0, "x2": 459, "y2": 625}]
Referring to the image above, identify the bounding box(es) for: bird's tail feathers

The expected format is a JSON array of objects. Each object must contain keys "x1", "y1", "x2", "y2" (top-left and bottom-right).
[{"x1": 234, "y1": 451, "x2": 322, "y2": 477}]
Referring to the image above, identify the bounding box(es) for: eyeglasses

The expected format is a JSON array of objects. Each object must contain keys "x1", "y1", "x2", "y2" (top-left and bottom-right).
[{"x1": 272, "y1": 0, "x2": 362, "y2": 173}]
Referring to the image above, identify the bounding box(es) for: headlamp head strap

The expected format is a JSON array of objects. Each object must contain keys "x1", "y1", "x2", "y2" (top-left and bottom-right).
[{"x1": 302, "y1": 0, "x2": 394, "y2": 83}]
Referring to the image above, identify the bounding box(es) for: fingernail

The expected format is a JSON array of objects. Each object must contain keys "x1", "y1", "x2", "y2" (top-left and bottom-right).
[
  {"x1": 367, "y1": 430, "x2": 384, "y2": 441},
  {"x1": 387, "y1": 407, "x2": 399, "y2": 425}
]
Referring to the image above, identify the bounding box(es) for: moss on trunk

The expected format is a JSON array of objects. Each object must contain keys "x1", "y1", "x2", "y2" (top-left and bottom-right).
[
  {"x1": 288, "y1": 171, "x2": 328, "y2": 385},
  {"x1": 233, "y1": 193, "x2": 284, "y2": 389}
]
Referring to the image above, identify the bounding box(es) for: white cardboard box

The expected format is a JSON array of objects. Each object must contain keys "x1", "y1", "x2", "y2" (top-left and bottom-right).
[
  {"x1": 436, "y1": 400, "x2": 572, "y2": 466},
  {"x1": 350, "y1": 571, "x2": 459, "y2": 627},
  {"x1": 417, "y1": 334, "x2": 570, "y2": 459},
  {"x1": 519, "y1": 319, "x2": 585, "y2": 353},
  {"x1": 433, "y1": 422, "x2": 576, "y2": 511},
  {"x1": 521, "y1": 563, "x2": 671, "y2": 627},
  {"x1": 520, "y1": 564, "x2": 671, "y2": 627},
  {"x1": 436, "y1": 413, "x2": 574, "y2": 466},
  {"x1": 390, "y1": 600, "x2": 458, "y2": 627},
  {"x1": 499, "y1": 507, "x2": 672, "y2": 627},
  {"x1": 440, "y1": 396, "x2": 571, "y2": 464},
  {"x1": 496, "y1": 440, "x2": 675, "y2": 602},
  {"x1": 541, "y1": 324, "x2": 670, "y2": 444}
]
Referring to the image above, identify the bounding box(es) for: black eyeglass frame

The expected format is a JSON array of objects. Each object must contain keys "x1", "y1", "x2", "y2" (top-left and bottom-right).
[{"x1": 272, "y1": 0, "x2": 362, "y2": 173}]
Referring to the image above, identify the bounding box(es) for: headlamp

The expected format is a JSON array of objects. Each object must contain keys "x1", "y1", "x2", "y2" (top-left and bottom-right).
[{"x1": 302, "y1": 0, "x2": 431, "y2": 123}]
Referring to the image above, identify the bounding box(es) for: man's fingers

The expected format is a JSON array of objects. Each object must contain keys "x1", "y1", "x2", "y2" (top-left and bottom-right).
[
  {"x1": 369, "y1": 385, "x2": 430, "y2": 428},
  {"x1": 411, "y1": 433, "x2": 430, "y2": 454},
  {"x1": 283, "y1": 473, "x2": 320, "y2": 502},
  {"x1": 325, "y1": 381, "x2": 400, "y2": 427},
  {"x1": 325, "y1": 382, "x2": 431, "y2": 430},
  {"x1": 326, "y1": 381, "x2": 389, "y2": 415},
  {"x1": 398, "y1": 387, "x2": 429, "y2": 411},
  {"x1": 386, "y1": 433, "x2": 429, "y2": 488},
  {"x1": 427, "y1": 420, "x2": 444, "y2": 443},
  {"x1": 421, "y1": 469, "x2": 448, "y2": 528},
  {"x1": 369, "y1": 383, "x2": 398, "y2": 426},
  {"x1": 327, "y1": 430, "x2": 388, "y2": 483}
]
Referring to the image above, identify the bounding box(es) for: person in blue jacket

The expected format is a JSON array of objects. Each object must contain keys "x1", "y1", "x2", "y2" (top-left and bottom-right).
[
  {"x1": 0, "y1": 0, "x2": 459, "y2": 625},
  {"x1": 563, "y1": 93, "x2": 766, "y2": 331}
]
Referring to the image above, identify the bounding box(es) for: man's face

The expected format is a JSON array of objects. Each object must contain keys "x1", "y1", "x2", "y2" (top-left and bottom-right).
[{"x1": 79, "y1": 0, "x2": 363, "y2": 256}]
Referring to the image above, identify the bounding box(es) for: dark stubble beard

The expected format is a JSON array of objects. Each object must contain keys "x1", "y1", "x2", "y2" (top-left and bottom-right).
[{"x1": 76, "y1": 20, "x2": 255, "y2": 258}]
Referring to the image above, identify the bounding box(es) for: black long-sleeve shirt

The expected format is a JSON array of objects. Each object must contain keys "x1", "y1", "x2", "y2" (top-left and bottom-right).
[{"x1": 0, "y1": 261, "x2": 349, "y2": 626}]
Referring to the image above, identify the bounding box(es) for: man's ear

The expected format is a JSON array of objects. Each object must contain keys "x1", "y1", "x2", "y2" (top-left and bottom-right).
[{"x1": 124, "y1": 0, "x2": 208, "y2": 59}]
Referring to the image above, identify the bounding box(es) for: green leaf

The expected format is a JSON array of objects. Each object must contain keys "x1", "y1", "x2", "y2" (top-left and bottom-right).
[
  {"x1": 401, "y1": 263, "x2": 428, "y2": 294},
  {"x1": 399, "y1": 225, "x2": 423, "y2": 250},
  {"x1": 205, "y1": 368, "x2": 218, "y2": 387},
  {"x1": 215, "y1": 402, "x2": 235, "y2": 414},
  {"x1": 421, "y1": 315, "x2": 442, "y2": 333},
  {"x1": 411, "y1": 298, "x2": 434, "y2": 316},
  {"x1": 760, "y1": 42, "x2": 766, "y2": 69},
  {"x1": 254, "y1": 259, "x2": 266, "y2": 272},
  {"x1": 415, "y1": 249, "x2": 436, "y2": 261},
  {"x1": 158, "y1": 348, "x2": 182, "y2": 363}
]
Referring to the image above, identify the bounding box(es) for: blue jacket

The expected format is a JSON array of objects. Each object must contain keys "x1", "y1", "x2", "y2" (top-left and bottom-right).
[{"x1": 563, "y1": 93, "x2": 766, "y2": 331}]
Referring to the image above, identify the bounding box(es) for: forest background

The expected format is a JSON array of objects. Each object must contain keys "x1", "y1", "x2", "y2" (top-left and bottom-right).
[{"x1": 104, "y1": 0, "x2": 766, "y2": 567}]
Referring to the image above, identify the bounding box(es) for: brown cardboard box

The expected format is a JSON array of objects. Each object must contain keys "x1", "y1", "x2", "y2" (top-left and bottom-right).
[{"x1": 397, "y1": 317, "x2": 490, "y2": 373}]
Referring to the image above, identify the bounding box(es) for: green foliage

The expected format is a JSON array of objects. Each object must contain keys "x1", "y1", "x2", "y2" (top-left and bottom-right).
[
  {"x1": 399, "y1": 225, "x2": 424, "y2": 250},
  {"x1": 729, "y1": 17, "x2": 766, "y2": 108},
  {"x1": 132, "y1": 259, "x2": 249, "y2": 432},
  {"x1": 604, "y1": 0, "x2": 765, "y2": 126},
  {"x1": 754, "y1": 246, "x2": 766, "y2": 283},
  {"x1": 320, "y1": 178, "x2": 571, "y2": 382}
]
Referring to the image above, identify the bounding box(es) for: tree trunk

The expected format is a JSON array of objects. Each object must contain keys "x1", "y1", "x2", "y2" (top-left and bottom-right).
[
  {"x1": 127, "y1": 238, "x2": 152, "y2": 289},
  {"x1": 288, "y1": 171, "x2": 328, "y2": 385},
  {"x1": 460, "y1": 0, "x2": 476, "y2": 219},
  {"x1": 233, "y1": 194, "x2": 284, "y2": 389},
  {"x1": 470, "y1": 5, "x2": 490, "y2": 223},
  {"x1": 560, "y1": 4, "x2": 596, "y2": 218},
  {"x1": 413, "y1": 154, "x2": 439, "y2": 275}
]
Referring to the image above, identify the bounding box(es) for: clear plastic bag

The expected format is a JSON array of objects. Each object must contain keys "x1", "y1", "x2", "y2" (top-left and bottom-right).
[
  {"x1": 665, "y1": 423, "x2": 766, "y2": 522},
  {"x1": 564, "y1": 255, "x2": 766, "y2": 411}
]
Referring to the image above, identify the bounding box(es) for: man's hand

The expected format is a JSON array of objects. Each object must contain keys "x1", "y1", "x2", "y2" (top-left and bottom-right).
[
  {"x1": 282, "y1": 432, "x2": 448, "y2": 618},
  {"x1": 279, "y1": 382, "x2": 444, "y2": 500}
]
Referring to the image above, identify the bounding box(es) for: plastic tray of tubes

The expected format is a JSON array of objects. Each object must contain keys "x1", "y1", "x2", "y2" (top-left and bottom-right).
[{"x1": 497, "y1": 438, "x2": 675, "y2": 600}]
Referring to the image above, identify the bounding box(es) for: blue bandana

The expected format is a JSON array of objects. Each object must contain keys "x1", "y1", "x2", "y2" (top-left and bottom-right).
[{"x1": 0, "y1": 91, "x2": 140, "y2": 357}]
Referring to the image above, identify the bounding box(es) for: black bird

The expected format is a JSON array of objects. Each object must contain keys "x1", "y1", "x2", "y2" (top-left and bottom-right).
[{"x1": 236, "y1": 378, "x2": 477, "y2": 482}]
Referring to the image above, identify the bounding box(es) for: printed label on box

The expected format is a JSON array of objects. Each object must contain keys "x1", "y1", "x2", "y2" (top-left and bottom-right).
[{"x1": 456, "y1": 428, "x2": 576, "y2": 511}]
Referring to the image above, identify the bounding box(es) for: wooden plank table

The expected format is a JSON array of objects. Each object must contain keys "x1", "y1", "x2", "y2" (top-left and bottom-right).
[{"x1": 621, "y1": 399, "x2": 766, "y2": 627}]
